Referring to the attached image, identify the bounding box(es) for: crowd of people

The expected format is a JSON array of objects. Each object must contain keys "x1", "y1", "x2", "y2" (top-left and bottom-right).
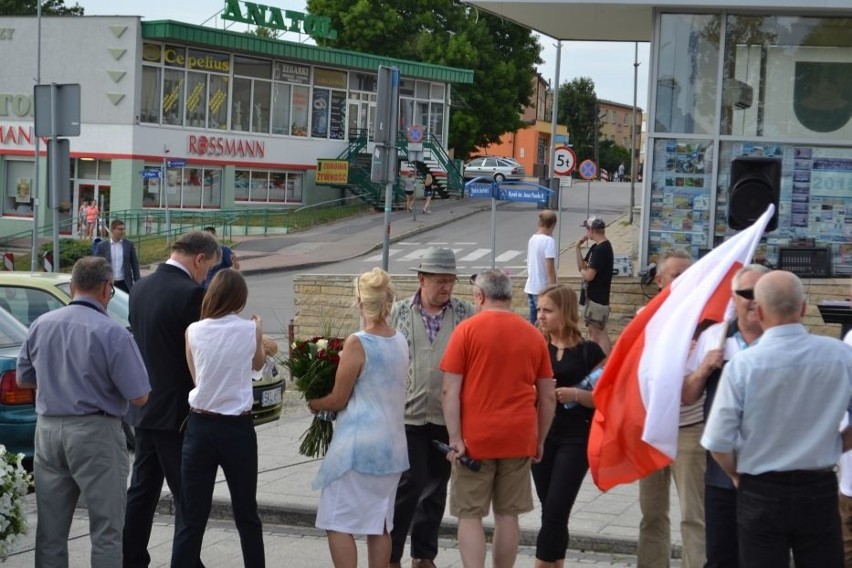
[{"x1": 14, "y1": 214, "x2": 852, "y2": 568}]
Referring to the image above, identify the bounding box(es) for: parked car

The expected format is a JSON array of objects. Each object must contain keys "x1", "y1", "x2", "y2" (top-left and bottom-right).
[
  {"x1": 0, "y1": 306, "x2": 35, "y2": 470},
  {"x1": 0, "y1": 272, "x2": 285, "y2": 454},
  {"x1": 463, "y1": 157, "x2": 525, "y2": 182}
]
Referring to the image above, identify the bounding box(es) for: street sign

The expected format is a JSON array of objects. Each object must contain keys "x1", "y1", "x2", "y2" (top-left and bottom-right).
[
  {"x1": 166, "y1": 158, "x2": 186, "y2": 168},
  {"x1": 141, "y1": 169, "x2": 161, "y2": 179},
  {"x1": 553, "y1": 145, "x2": 576, "y2": 176},
  {"x1": 34, "y1": 83, "x2": 81, "y2": 137},
  {"x1": 406, "y1": 125, "x2": 425, "y2": 144},
  {"x1": 578, "y1": 159, "x2": 598, "y2": 181},
  {"x1": 498, "y1": 186, "x2": 551, "y2": 204},
  {"x1": 467, "y1": 182, "x2": 495, "y2": 199}
]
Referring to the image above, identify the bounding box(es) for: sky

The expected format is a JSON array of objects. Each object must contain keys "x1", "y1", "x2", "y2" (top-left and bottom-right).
[{"x1": 79, "y1": 0, "x2": 651, "y2": 110}]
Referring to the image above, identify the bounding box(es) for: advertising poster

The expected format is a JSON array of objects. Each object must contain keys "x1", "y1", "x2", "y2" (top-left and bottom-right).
[{"x1": 311, "y1": 89, "x2": 329, "y2": 138}]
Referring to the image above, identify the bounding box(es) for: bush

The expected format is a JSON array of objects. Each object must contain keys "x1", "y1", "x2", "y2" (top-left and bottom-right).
[{"x1": 39, "y1": 238, "x2": 94, "y2": 270}]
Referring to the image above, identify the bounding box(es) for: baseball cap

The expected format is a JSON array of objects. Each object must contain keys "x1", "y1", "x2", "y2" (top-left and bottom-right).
[{"x1": 582, "y1": 216, "x2": 606, "y2": 230}]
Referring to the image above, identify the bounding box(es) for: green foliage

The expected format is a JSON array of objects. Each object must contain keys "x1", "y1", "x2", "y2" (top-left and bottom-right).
[
  {"x1": 306, "y1": 0, "x2": 540, "y2": 158},
  {"x1": 557, "y1": 78, "x2": 599, "y2": 164},
  {"x1": 0, "y1": 0, "x2": 84, "y2": 15},
  {"x1": 39, "y1": 238, "x2": 92, "y2": 270},
  {"x1": 598, "y1": 140, "x2": 632, "y2": 177}
]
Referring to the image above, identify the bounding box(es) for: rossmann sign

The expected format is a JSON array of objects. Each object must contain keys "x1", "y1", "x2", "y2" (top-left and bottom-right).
[{"x1": 187, "y1": 135, "x2": 266, "y2": 158}]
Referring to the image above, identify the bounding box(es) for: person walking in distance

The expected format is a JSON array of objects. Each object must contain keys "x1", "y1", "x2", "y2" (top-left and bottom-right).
[
  {"x1": 170, "y1": 269, "x2": 266, "y2": 567},
  {"x1": 523, "y1": 210, "x2": 558, "y2": 324},
  {"x1": 680, "y1": 263, "x2": 769, "y2": 568},
  {"x1": 17, "y1": 257, "x2": 150, "y2": 568},
  {"x1": 637, "y1": 249, "x2": 707, "y2": 568},
  {"x1": 422, "y1": 172, "x2": 434, "y2": 214},
  {"x1": 95, "y1": 219, "x2": 142, "y2": 293},
  {"x1": 531, "y1": 284, "x2": 605, "y2": 568},
  {"x1": 702, "y1": 270, "x2": 852, "y2": 567},
  {"x1": 201, "y1": 226, "x2": 240, "y2": 289},
  {"x1": 575, "y1": 216, "x2": 613, "y2": 355},
  {"x1": 123, "y1": 230, "x2": 220, "y2": 568},
  {"x1": 441, "y1": 269, "x2": 556, "y2": 568},
  {"x1": 389, "y1": 248, "x2": 474, "y2": 568}
]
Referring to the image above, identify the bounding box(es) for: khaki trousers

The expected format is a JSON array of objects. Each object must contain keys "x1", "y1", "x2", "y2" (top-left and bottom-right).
[{"x1": 637, "y1": 422, "x2": 706, "y2": 568}]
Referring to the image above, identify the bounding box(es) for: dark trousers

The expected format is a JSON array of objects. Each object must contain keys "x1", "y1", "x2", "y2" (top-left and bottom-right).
[
  {"x1": 738, "y1": 471, "x2": 842, "y2": 568},
  {"x1": 705, "y1": 484, "x2": 739, "y2": 568},
  {"x1": 171, "y1": 413, "x2": 264, "y2": 567},
  {"x1": 114, "y1": 280, "x2": 130, "y2": 294},
  {"x1": 172, "y1": 413, "x2": 266, "y2": 568},
  {"x1": 123, "y1": 428, "x2": 204, "y2": 568},
  {"x1": 390, "y1": 423, "x2": 451, "y2": 563},
  {"x1": 531, "y1": 433, "x2": 589, "y2": 562}
]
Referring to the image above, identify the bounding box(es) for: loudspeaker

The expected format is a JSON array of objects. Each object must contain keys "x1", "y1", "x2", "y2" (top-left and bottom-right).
[{"x1": 727, "y1": 156, "x2": 780, "y2": 232}]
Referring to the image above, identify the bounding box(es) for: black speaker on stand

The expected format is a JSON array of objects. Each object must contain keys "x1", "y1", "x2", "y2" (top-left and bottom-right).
[{"x1": 727, "y1": 156, "x2": 781, "y2": 231}]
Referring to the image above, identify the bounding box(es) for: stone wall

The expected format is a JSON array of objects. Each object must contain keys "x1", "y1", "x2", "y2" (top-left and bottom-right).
[{"x1": 292, "y1": 274, "x2": 850, "y2": 341}]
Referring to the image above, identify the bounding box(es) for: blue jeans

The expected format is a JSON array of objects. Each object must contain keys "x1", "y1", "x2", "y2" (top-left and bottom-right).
[
  {"x1": 171, "y1": 413, "x2": 264, "y2": 568},
  {"x1": 737, "y1": 471, "x2": 842, "y2": 568},
  {"x1": 531, "y1": 433, "x2": 590, "y2": 562},
  {"x1": 390, "y1": 424, "x2": 451, "y2": 562},
  {"x1": 527, "y1": 294, "x2": 538, "y2": 324}
]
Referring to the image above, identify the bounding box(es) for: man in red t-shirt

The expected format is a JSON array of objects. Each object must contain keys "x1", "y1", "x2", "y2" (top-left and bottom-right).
[{"x1": 441, "y1": 268, "x2": 556, "y2": 567}]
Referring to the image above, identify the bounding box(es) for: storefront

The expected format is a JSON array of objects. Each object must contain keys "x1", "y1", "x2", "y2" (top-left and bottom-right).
[
  {"x1": 469, "y1": 0, "x2": 852, "y2": 275},
  {"x1": 0, "y1": 13, "x2": 472, "y2": 237}
]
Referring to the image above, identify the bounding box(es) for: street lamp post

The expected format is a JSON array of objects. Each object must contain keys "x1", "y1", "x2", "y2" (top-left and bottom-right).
[{"x1": 629, "y1": 42, "x2": 640, "y2": 224}]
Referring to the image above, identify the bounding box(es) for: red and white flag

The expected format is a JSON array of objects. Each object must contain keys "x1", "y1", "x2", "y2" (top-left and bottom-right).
[{"x1": 587, "y1": 205, "x2": 775, "y2": 491}]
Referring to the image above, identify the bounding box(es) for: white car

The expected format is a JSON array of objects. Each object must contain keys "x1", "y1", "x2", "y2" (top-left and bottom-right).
[{"x1": 463, "y1": 157, "x2": 525, "y2": 182}]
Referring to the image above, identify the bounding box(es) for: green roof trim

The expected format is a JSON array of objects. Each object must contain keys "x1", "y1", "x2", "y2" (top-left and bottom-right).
[{"x1": 142, "y1": 21, "x2": 474, "y2": 84}]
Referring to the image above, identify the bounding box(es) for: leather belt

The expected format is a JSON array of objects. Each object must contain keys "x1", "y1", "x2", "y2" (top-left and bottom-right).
[
  {"x1": 190, "y1": 408, "x2": 252, "y2": 418},
  {"x1": 745, "y1": 468, "x2": 836, "y2": 482}
]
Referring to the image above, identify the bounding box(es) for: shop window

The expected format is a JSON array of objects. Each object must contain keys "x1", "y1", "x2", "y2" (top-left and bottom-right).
[
  {"x1": 140, "y1": 66, "x2": 161, "y2": 124},
  {"x1": 252, "y1": 80, "x2": 271, "y2": 133},
  {"x1": 231, "y1": 77, "x2": 252, "y2": 132},
  {"x1": 162, "y1": 69, "x2": 185, "y2": 126},
  {"x1": 271, "y1": 83, "x2": 291, "y2": 135},
  {"x1": 234, "y1": 169, "x2": 303, "y2": 204},
  {"x1": 291, "y1": 86, "x2": 309, "y2": 137},
  {"x1": 654, "y1": 14, "x2": 720, "y2": 135},
  {"x1": 234, "y1": 56, "x2": 271, "y2": 80},
  {"x1": 142, "y1": 165, "x2": 221, "y2": 210},
  {"x1": 208, "y1": 74, "x2": 229, "y2": 130},
  {"x1": 185, "y1": 72, "x2": 207, "y2": 128},
  {"x1": 4, "y1": 160, "x2": 34, "y2": 218}
]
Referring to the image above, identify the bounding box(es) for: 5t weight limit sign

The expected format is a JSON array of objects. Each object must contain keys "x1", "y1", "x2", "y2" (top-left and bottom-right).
[{"x1": 553, "y1": 146, "x2": 576, "y2": 176}]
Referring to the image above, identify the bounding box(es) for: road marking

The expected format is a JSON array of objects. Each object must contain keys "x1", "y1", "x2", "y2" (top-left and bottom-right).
[
  {"x1": 495, "y1": 250, "x2": 523, "y2": 262},
  {"x1": 364, "y1": 249, "x2": 402, "y2": 262},
  {"x1": 458, "y1": 248, "x2": 491, "y2": 262}
]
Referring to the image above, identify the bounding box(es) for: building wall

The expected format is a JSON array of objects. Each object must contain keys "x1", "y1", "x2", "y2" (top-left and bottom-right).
[{"x1": 292, "y1": 274, "x2": 850, "y2": 341}]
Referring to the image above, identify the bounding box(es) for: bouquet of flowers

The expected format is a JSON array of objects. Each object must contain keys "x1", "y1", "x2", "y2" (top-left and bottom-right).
[
  {"x1": 0, "y1": 445, "x2": 33, "y2": 558},
  {"x1": 285, "y1": 336, "x2": 346, "y2": 457}
]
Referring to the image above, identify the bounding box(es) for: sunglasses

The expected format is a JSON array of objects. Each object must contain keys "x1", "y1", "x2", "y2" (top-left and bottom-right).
[{"x1": 734, "y1": 289, "x2": 754, "y2": 300}]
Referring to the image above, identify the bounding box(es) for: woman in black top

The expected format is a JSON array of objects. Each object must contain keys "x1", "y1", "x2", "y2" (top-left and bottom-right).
[{"x1": 531, "y1": 284, "x2": 606, "y2": 567}]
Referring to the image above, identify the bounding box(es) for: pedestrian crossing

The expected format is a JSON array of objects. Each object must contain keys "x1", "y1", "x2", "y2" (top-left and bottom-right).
[{"x1": 363, "y1": 241, "x2": 529, "y2": 275}]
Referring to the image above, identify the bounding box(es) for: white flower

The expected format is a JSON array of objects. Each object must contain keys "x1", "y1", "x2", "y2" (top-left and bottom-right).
[
  {"x1": 315, "y1": 339, "x2": 329, "y2": 351},
  {"x1": 0, "y1": 445, "x2": 33, "y2": 558}
]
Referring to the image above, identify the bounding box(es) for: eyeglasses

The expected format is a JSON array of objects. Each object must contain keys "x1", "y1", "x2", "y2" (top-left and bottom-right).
[
  {"x1": 428, "y1": 276, "x2": 458, "y2": 287},
  {"x1": 104, "y1": 280, "x2": 115, "y2": 298},
  {"x1": 734, "y1": 289, "x2": 754, "y2": 300}
]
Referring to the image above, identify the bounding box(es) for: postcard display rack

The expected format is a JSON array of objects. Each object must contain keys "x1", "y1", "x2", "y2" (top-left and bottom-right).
[{"x1": 648, "y1": 139, "x2": 852, "y2": 274}]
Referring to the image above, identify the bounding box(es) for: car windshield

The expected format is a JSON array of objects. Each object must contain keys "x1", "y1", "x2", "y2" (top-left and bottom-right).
[
  {"x1": 0, "y1": 307, "x2": 28, "y2": 348},
  {"x1": 56, "y1": 282, "x2": 131, "y2": 329}
]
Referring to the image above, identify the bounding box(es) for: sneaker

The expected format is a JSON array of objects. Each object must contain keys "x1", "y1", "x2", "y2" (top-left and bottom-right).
[
  {"x1": 411, "y1": 559, "x2": 436, "y2": 568},
  {"x1": 422, "y1": 209, "x2": 431, "y2": 214}
]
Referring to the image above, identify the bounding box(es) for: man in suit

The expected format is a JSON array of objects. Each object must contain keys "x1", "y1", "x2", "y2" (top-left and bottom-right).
[
  {"x1": 96, "y1": 219, "x2": 141, "y2": 293},
  {"x1": 123, "y1": 230, "x2": 220, "y2": 568}
]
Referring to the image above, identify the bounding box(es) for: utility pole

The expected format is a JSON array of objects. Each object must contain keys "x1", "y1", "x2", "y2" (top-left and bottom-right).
[{"x1": 629, "y1": 41, "x2": 640, "y2": 224}]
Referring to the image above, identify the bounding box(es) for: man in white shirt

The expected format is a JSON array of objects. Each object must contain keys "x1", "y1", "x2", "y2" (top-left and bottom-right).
[
  {"x1": 523, "y1": 209, "x2": 557, "y2": 324},
  {"x1": 95, "y1": 219, "x2": 141, "y2": 293}
]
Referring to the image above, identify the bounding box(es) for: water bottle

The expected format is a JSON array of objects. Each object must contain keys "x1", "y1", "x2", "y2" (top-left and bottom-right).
[{"x1": 563, "y1": 367, "x2": 604, "y2": 409}]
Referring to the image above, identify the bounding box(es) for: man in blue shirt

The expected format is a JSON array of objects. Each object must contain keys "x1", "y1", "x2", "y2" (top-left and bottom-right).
[
  {"x1": 17, "y1": 256, "x2": 150, "y2": 567},
  {"x1": 702, "y1": 270, "x2": 852, "y2": 567},
  {"x1": 202, "y1": 226, "x2": 240, "y2": 288}
]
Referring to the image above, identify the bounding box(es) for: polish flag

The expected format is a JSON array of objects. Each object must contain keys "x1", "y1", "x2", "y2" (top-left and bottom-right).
[{"x1": 587, "y1": 205, "x2": 775, "y2": 491}]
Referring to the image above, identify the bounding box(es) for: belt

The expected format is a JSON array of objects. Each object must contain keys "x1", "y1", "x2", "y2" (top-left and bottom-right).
[
  {"x1": 745, "y1": 468, "x2": 836, "y2": 482},
  {"x1": 190, "y1": 408, "x2": 252, "y2": 418},
  {"x1": 88, "y1": 410, "x2": 120, "y2": 419}
]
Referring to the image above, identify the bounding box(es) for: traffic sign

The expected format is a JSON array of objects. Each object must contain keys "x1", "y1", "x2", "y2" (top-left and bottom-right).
[
  {"x1": 553, "y1": 146, "x2": 576, "y2": 176},
  {"x1": 578, "y1": 159, "x2": 598, "y2": 181},
  {"x1": 166, "y1": 158, "x2": 186, "y2": 168},
  {"x1": 498, "y1": 187, "x2": 551, "y2": 204},
  {"x1": 141, "y1": 169, "x2": 160, "y2": 179},
  {"x1": 406, "y1": 125, "x2": 424, "y2": 144}
]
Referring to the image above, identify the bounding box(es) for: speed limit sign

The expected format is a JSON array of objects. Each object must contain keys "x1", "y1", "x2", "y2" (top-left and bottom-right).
[{"x1": 553, "y1": 146, "x2": 576, "y2": 176}]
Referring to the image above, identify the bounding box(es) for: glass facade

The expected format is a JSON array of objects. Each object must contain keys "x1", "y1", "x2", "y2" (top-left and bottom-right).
[
  {"x1": 141, "y1": 165, "x2": 223, "y2": 209},
  {"x1": 646, "y1": 13, "x2": 852, "y2": 274},
  {"x1": 234, "y1": 169, "x2": 303, "y2": 204}
]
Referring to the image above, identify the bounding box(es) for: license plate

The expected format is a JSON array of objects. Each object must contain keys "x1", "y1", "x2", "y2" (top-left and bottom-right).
[{"x1": 261, "y1": 387, "x2": 282, "y2": 407}]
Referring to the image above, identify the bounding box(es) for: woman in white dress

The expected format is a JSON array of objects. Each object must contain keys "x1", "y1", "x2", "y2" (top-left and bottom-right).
[{"x1": 308, "y1": 267, "x2": 409, "y2": 568}]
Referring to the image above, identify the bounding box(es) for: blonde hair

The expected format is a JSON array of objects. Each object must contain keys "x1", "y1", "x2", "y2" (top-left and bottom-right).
[
  {"x1": 538, "y1": 284, "x2": 583, "y2": 343},
  {"x1": 355, "y1": 267, "x2": 395, "y2": 323}
]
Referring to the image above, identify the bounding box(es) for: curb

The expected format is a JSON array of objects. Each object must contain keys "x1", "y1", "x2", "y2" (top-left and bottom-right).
[
  {"x1": 234, "y1": 199, "x2": 501, "y2": 276},
  {"x1": 154, "y1": 495, "x2": 677, "y2": 559}
]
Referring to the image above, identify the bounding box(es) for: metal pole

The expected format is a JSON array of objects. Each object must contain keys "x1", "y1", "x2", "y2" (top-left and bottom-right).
[
  {"x1": 49, "y1": 84, "x2": 59, "y2": 273},
  {"x1": 550, "y1": 40, "x2": 563, "y2": 268},
  {"x1": 629, "y1": 41, "x2": 639, "y2": 224},
  {"x1": 31, "y1": 0, "x2": 42, "y2": 268},
  {"x1": 381, "y1": 70, "x2": 400, "y2": 271},
  {"x1": 490, "y1": 191, "x2": 497, "y2": 269},
  {"x1": 162, "y1": 148, "x2": 171, "y2": 240},
  {"x1": 586, "y1": 180, "x2": 591, "y2": 220}
]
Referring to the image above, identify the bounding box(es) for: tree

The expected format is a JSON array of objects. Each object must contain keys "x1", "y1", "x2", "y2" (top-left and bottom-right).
[
  {"x1": 557, "y1": 77, "x2": 598, "y2": 165},
  {"x1": 305, "y1": 0, "x2": 540, "y2": 158},
  {"x1": 598, "y1": 140, "x2": 631, "y2": 178},
  {"x1": 0, "y1": 0, "x2": 84, "y2": 15}
]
